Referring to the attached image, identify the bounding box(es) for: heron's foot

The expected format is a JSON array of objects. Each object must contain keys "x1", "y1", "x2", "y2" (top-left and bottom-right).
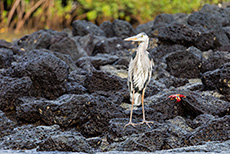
[
  {"x1": 124, "y1": 122, "x2": 138, "y2": 128},
  {"x1": 137, "y1": 120, "x2": 154, "y2": 128}
]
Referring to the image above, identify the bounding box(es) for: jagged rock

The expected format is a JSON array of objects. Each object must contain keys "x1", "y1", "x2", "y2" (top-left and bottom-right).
[
  {"x1": 164, "y1": 76, "x2": 188, "y2": 88},
  {"x1": 183, "y1": 91, "x2": 230, "y2": 116},
  {"x1": 202, "y1": 63, "x2": 230, "y2": 100},
  {"x1": 3, "y1": 50, "x2": 69, "y2": 99},
  {"x1": 164, "y1": 116, "x2": 193, "y2": 149},
  {"x1": 72, "y1": 20, "x2": 106, "y2": 37},
  {"x1": 156, "y1": 71, "x2": 189, "y2": 88},
  {"x1": 0, "y1": 39, "x2": 23, "y2": 55},
  {"x1": 149, "y1": 44, "x2": 187, "y2": 64},
  {"x1": 144, "y1": 79, "x2": 166, "y2": 97},
  {"x1": 188, "y1": 4, "x2": 230, "y2": 28},
  {"x1": 76, "y1": 54, "x2": 119, "y2": 69},
  {"x1": 0, "y1": 110, "x2": 16, "y2": 138},
  {"x1": 84, "y1": 70, "x2": 126, "y2": 93},
  {"x1": 76, "y1": 56, "x2": 95, "y2": 74},
  {"x1": 166, "y1": 116, "x2": 193, "y2": 132},
  {"x1": 0, "y1": 39, "x2": 14, "y2": 49},
  {"x1": 112, "y1": 19, "x2": 136, "y2": 39},
  {"x1": 100, "y1": 21, "x2": 115, "y2": 37},
  {"x1": 112, "y1": 57, "x2": 129, "y2": 66},
  {"x1": 52, "y1": 50, "x2": 78, "y2": 71},
  {"x1": 0, "y1": 124, "x2": 60, "y2": 150},
  {"x1": 201, "y1": 50, "x2": 230, "y2": 73},
  {"x1": 163, "y1": 140, "x2": 230, "y2": 153},
  {"x1": 100, "y1": 65, "x2": 128, "y2": 78},
  {"x1": 16, "y1": 94, "x2": 125, "y2": 137},
  {"x1": 64, "y1": 67, "x2": 87, "y2": 94},
  {"x1": 191, "y1": 114, "x2": 216, "y2": 128},
  {"x1": 0, "y1": 48, "x2": 14, "y2": 68},
  {"x1": 116, "y1": 129, "x2": 169, "y2": 152},
  {"x1": 17, "y1": 29, "x2": 68, "y2": 51},
  {"x1": 177, "y1": 79, "x2": 203, "y2": 91},
  {"x1": 86, "y1": 137, "x2": 102, "y2": 149},
  {"x1": 67, "y1": 68, "x2": 87, "y2": 85},
  {"x1": 172, "y1": 13, "x2": 188, "y2": 24},
  {"x1": 187, "y1": 115, "x2": 230, "y2": 145},
  {"x1": 146, "y1": 91, "x2": 192, "y2": 121},
  {"x1": 165, "y1": 47, "x2": 202, "y2": 78},
  {"x1": 146, "y1": 89, "x2": 230, "y2": 120},
  {"x1": 223, "y1": 26, "x2": 230, "y2": 38},
  {"x1": 38, "y1": 130, "x2": 93, "y2": 153},
  {"x1": 211, "y1": 25, "x2": 230, "y2": 47},
  {"x1": 0, "y1": 75, "x2": 32, "y2": 111},
  {"x1": 75, "y1": 34, "x2": 95, "y2": 56},
  {"x1": 155, "y1": 22, "x2": 200, "y2": 45},
  {"x1": 65, "y1": 82, "x2": 87, "y2": 94},
  {"x1": 153, "y1": 13, "x2": 174, "y2": 30},
  {"x1": 49, "y1": 36, "x2": 88, "y2": 61},
  {"x1": 156, "y1": 22, "x2": 223, "y2": 50},
  {"x1": 135, "y1": 21, "x2": 154, "y2": 34},
  {"x1": 188, "y1": 12, "x2": 221, "y2": 29},
  {"x1": 108, "y1": 118, "x2": 190, "y2": 152},
  {"x1": 108, "y1": 118, "x2": 164, "y2": 141},
  {"x1": 92, "y1": 36, "x2": 124, "y2": 56}
]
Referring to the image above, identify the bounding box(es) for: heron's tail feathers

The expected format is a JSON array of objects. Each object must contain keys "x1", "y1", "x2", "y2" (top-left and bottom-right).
[{"x1": 130, "y1": 92, "x2": 142, "y2": 106}]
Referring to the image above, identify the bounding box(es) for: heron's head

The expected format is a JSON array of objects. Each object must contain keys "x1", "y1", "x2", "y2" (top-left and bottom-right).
[{"x1": 124, "y1": 32, "x2": 148, "y2": 42}]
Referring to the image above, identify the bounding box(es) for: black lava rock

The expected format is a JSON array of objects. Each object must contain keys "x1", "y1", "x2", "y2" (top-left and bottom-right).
[
  {"x1": 100, "y1": 21, "x2": 115, "y2": 37},
  {"x1": 38, "y1": 130, "x2": 93, "y2": 153},
  {"x1": 0, "y1": 75, "x2": 32, "y2": 111},
  {"x1": 92, "y1": 36, "x2": 124, "y2": 56},
  {"x1": 16, "y1": 94, "x2": 125, "y2": 137},
  {"x1": 72, "y1": 20, "x2": 106, "y2": 37},
  {"x1": 202, "y1": 63, "x2": 230, "y2": 100},
  {"x1": 0, "y1": 110, "x2": 16, "y2": 138},
  {"x1": 0, "y1": 39, "x2": 23, "y2": 55},
  {"x1": 0, "y1": 48, "x2": 14, "y2": 68},
  {"x1": 17, "y1": 29, "x2": 68, "y2": 51},
  {"x1": 165, "y1": 47, "x2": 202, "y2": 78},
  {"x1": 135, "y1": 20, "x2": 154, "y2": 34},
  {"x1": 188, "y1": 4, "x2": 230, "y2": 28},
  {"x1": 76, "y1": 53, "x2": 119, "y2": 69},
  {"x1": 0, "y1": 124, "x2": 61, "y2": 150},
  {"x1": 153, "y1": 13, "x2": 175, "y2": 30},
  {"x1": 188, "y1": 115, "x2": 230, "y2": 145},
  {"x1": 156, "y1": 22, "x2": 224, "y2": 51},
  {"x1": 201, "y1": 50, "x2": 230, "y2": 73},
  {"x1": 84, "y1": 70, "x2": 125, "y2": 93},
  {"x1": 112, "y1": 19, "x2": 136, "y2": 39},
  {"x1": 3, "y1": 50, "x2": 69, "y2": 99},
  {"x1": 49, "y1": 36, "x2": 88, "y2": 61}
]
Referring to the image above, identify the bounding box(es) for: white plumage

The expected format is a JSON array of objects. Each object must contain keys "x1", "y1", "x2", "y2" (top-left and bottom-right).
[{"x1": 124, "y1": 32, "x2": 154, "y2": 128}]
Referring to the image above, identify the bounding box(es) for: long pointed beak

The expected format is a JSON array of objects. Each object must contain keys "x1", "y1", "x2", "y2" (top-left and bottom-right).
[{"x1": 124, "y1": 36, "x2": 138, "y2": 41}]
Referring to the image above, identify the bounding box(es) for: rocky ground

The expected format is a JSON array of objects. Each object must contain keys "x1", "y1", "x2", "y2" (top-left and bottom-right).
[{"x1": 0, "y1": 4, "x2": 230, "y2": 154}]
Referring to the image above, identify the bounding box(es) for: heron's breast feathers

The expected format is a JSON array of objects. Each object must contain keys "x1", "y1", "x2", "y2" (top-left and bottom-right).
[{"x1": 128, "y1": 58, "x2": 152, "y2": 93}]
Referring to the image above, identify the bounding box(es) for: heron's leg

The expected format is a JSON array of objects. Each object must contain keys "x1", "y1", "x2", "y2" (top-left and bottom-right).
[
  {"x1": 138, "y1": 88, "x2": 154, "y2": 128},
  {"x1": 124, "y1": 90, "x2": 136, "y2": 128}
]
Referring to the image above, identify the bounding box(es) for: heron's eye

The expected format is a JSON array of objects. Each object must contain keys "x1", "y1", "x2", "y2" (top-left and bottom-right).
[{"x1": 141, "y1": 35, "x2": 143, "y2": 38}]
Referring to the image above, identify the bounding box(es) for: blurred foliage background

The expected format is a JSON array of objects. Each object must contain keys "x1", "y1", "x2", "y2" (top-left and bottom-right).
[{"x1": 0, "y1": 0, "x2": 228, "y2": 41}]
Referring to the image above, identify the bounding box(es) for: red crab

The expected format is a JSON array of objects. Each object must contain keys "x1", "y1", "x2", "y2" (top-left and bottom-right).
[{"x1": 168, "y1": 94, "x2": 186, "y2": 103}]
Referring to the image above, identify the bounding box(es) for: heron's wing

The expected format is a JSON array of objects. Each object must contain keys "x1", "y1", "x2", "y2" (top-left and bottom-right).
[
  {"x1": 127, "y1": 51, "x2": 137, "y2": 92},
  {"x1": 142, "y1": 50, "x2": 153, "y2": 89}
]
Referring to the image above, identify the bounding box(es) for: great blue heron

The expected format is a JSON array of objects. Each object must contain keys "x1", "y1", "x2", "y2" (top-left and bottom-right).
[{"x1": 124, "y1": 32, "x2": 154, "y2": 128}]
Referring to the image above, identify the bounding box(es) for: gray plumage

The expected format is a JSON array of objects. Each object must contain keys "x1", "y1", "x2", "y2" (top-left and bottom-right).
[
  {"x1": 127, "y1": 33, "x2": 153, "y2": 106},
  {"x1": 124, "y1": 32, "x2": 154, "y2": 128}
]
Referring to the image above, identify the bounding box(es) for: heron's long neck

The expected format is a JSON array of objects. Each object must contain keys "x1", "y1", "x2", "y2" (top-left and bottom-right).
[{"x1": 137, "y1": 39, "x2": 149, "y2": 55}]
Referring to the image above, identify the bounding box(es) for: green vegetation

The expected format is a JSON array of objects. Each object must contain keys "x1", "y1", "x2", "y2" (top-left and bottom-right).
[{"x1": 0, "y1": 0, "x2": 228, "y2": 34}]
